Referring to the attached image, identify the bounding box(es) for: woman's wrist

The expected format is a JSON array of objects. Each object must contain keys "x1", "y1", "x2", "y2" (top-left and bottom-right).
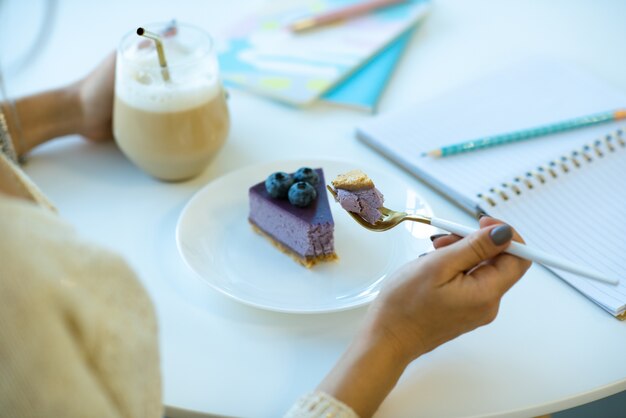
[
  {"x1": 317, "y1": 319, "x2": 416, "y2": 418},
  {"x1": 6, "y1": 85, "x2": 83, "y2": 156}
]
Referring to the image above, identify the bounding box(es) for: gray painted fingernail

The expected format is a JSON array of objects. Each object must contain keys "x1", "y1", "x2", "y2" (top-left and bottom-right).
[
  {"x1": 429, "y1": 233, "x2": 448, "y2": 242},
  {"x1": 490, "y1": 225, "x2": 512, "y2": 245}
]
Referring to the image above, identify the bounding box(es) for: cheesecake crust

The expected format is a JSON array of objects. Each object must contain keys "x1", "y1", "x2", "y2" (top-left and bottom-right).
[
  {"x1": 331, "y1": 169, "x2": 375, "y2": 191},
  {"x1": 249, "y1": 220, "x2": 338, "y2": 268}
]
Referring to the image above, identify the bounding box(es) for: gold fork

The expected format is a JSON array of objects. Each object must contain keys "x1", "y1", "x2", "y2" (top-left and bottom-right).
[{"x1": 326, "y1": 185, "x2": 617, "y2": 285}]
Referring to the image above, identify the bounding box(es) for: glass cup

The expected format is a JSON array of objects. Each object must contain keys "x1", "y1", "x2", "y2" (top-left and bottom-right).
[{"x1": 113, "y1": 22, "x2": 230, "y2": 181}]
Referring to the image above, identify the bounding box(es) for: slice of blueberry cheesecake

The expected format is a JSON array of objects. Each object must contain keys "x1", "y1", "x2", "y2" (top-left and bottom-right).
[{"x1": 248, "y1": 167, "x2": 337, "y2": 268}]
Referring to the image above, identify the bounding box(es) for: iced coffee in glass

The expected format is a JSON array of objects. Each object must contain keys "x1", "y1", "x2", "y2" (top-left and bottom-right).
[{"x1": 113, "y1": 22, "x2": 229, "y2": 181}]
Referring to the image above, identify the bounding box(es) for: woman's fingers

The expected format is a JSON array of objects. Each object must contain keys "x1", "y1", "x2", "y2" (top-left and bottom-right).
[{"x1": 431, "y1": 233, "x2": 460, "y2": 249}]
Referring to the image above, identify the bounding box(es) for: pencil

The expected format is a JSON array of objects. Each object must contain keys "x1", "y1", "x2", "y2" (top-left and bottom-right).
[
  {"x1": 289, "y1": 0, "x2": 407, "y2": 33},
  {"x1": 424, "y1": 109, "x2": 626, "y2": 158}
]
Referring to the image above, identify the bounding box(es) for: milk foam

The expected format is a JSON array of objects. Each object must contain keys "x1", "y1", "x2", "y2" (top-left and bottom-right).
[{"x1": 116, "y1": 39, "x2": 221, "y2": 113}]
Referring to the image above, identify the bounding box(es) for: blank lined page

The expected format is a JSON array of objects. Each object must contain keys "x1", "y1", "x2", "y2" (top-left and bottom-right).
[{"x1": 487, "y1": 136, "x2": 626, "y2": 315}]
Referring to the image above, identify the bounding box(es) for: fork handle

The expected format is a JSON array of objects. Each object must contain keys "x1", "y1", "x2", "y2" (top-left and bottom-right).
[{"x1": 429, "y1": 217, "x2": 618, "y2": 285}]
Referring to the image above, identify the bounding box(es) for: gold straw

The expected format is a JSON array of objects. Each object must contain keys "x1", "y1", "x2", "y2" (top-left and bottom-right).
[{"x1": 136, "y1": 27, "x2": 170, "y2": 82}]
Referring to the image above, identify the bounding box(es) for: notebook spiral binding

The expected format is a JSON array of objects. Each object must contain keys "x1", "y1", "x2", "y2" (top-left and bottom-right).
[{"x1": 477, "y1": 128, "x2": 625, "y2": 207}]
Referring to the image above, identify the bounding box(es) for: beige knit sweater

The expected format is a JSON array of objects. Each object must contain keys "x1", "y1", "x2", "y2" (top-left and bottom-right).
[
  {"x1": 0, "y1": 153, "x2": 162, "y2": 418},
  {"x1": 0, "y1": 153, "x2": 358, "y2": 418}
]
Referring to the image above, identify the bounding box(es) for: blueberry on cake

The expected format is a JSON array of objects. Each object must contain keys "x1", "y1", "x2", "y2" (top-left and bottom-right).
[
  {"x1": 249, "y1": 167, "x2": 337, "y2": 268},
  {"x1": 330, "y1": 169, "x2": 384, "y2": 224}
]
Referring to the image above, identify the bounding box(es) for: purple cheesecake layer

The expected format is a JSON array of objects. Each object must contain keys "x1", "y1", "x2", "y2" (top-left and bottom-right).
[
  {"x1": 249, "y1": 168, "x2": 335, "y2": 258},
  {"x1": 336, "y1": 187, "x2": 384, "y2": 224}
]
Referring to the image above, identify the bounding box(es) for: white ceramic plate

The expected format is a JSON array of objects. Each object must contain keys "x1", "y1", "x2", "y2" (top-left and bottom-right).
[{"x1": 176, "y1": 159, "x2": 435, "y2": 313}]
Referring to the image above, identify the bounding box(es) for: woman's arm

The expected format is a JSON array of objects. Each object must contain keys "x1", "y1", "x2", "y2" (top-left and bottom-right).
[
  {"x1": 2, "y1": 53, "x2": 115, "y2": 157},
  {"x1": 3, "y1": 86, "x2": 82, "y2": 155},
  {"x1": 314, "y1": 217, "x2": 530, "y2": 418}
]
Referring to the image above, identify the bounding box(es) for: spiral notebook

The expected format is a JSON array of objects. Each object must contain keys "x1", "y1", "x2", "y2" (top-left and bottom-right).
[{"x1": 356, "y1": 58, "x2": 626, "y2": 319}]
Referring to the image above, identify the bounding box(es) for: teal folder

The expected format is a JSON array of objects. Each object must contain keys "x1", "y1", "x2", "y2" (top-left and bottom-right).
[{"x1": 321, "y1": 28, "x2": 416, "y2": 113}]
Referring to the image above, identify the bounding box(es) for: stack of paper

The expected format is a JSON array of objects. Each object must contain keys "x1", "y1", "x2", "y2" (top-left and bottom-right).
[{"x1": 218, "y1": 0, "x2": 430, "y2": 112}]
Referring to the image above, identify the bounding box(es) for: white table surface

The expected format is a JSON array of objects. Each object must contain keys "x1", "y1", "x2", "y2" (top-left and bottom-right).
[{"x1": 2, "y1": 1, "x2": 626, "y2": 417}]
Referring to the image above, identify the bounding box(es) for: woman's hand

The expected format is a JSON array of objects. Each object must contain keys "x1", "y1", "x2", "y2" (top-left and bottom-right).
[
  {"x1": 367, "y1": 216, "x2": 531, "y2": 362},
  {"x1": 6, "y1": 52, "x2": 117, "y2": 155},
  {"x1": 317, "y1": 217, "x2": 530, "y2": 418},
  {"x1": 73, "y1": 52, "x2": 116, "y2": 142}
]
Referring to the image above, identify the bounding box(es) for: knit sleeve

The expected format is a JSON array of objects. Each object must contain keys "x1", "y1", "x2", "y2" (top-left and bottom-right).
[
  {"x1": 284, "y1": 392, "x2": 360, "y2": 418},
  {"x1": 0, "y1": 195, "x2": 162, "y2": 418}
]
